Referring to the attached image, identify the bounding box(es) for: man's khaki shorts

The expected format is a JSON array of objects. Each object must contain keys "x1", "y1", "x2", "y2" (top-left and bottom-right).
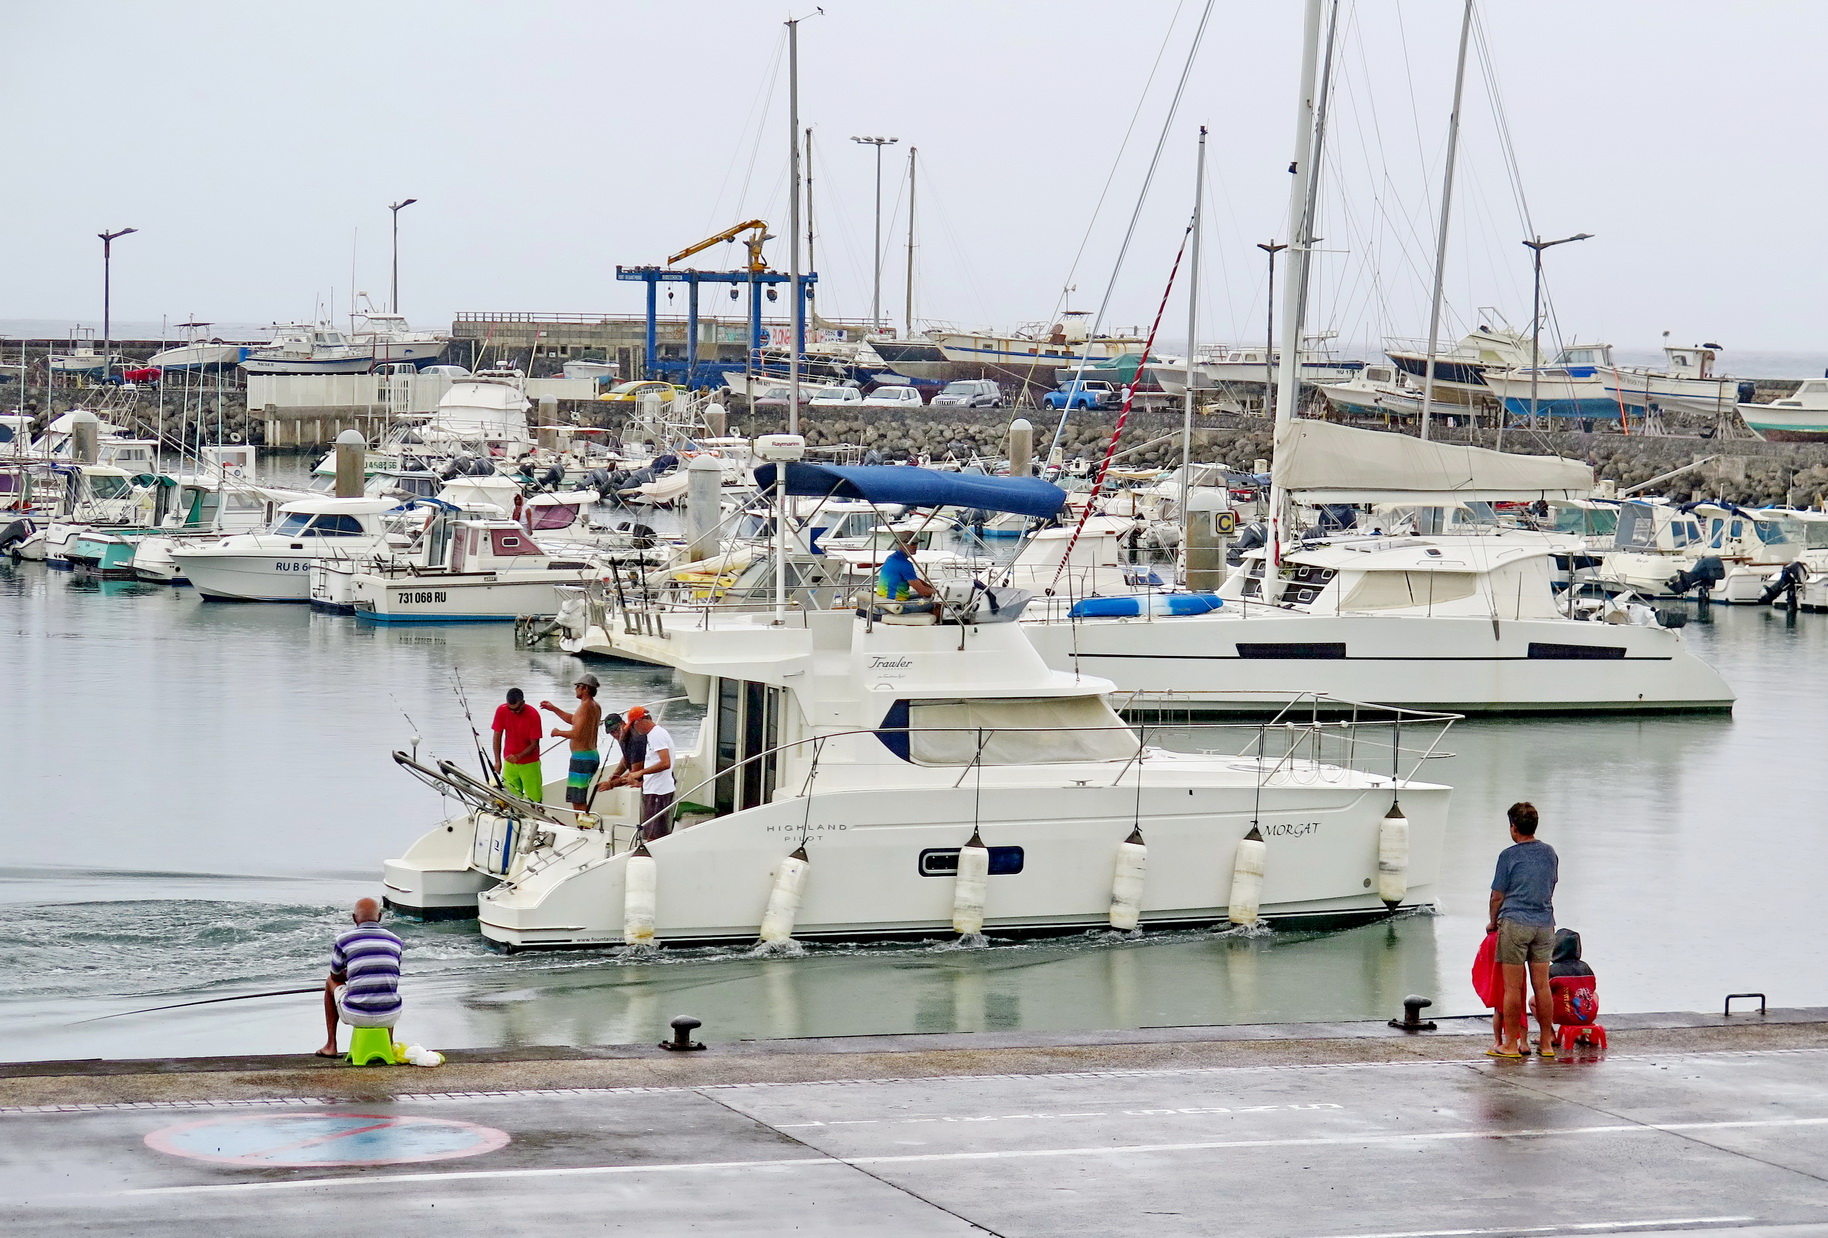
[{"x1": 1496, "y1": 920, "x2": 1554, "y2": 965}]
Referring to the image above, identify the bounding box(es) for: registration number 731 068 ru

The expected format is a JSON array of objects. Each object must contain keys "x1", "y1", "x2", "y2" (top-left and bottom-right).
[{"x1": 400, "y1": 591, "x2": 448, "y2": 604}]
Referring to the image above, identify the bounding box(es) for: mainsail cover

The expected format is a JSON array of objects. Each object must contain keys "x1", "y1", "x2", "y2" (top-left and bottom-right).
[{"x1": 1272, "y1": 419, "x2": 1592, "y2": 503}]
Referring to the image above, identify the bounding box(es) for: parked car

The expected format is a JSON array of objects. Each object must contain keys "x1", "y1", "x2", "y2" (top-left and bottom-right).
[
  {"x1": 860, "y1": 383, "x2": 924, "y2": 408},
  {"x1": 754, "y1": 383, "x2": 842, "y2": 408},
  {"x1": 598, "y1": 380, "x2": 682, "y2": 404},
  {"x1": 809, "y1": 385, "x2": 865, "y2": 408},
  {"x1": 1042, "y1": 380, "x2": 1119, "y2": 411},
  {"x1": 931, "y1": 379, "x2": 1002, "y2": 409}
]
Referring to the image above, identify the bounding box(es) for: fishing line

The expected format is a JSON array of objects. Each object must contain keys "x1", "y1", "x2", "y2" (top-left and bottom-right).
[
  {"x1": 450, "y1": 667, "x2": 496, "y2": 785},
  {"x1": 71, "y1": 987, "x2": 323, "y2": 1025}
]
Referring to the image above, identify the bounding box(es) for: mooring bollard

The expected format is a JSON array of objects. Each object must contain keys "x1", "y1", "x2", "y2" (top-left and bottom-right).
[
  {"x1": 660, "y1": 1015, "x2": 706, "y2": 1052},
  {"x1": 1388, "y1": 995, "x2": 1436, "y2": 1032}
]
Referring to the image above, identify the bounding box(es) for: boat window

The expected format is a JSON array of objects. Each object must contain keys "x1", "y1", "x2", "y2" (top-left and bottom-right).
[
  {"x1": 1528, "y1": 642, "x2": 1626, "y2": 660},
  {"x1": 308, "y1": 514, "x2": 366, "y2": 536},
  {"x1": 1806, "y1": 523, "x2": 1828, "y2": 551},
  {"x1": 1341, "y1": 570, "x2": 1479, "y2": 611},
  {"x1": 489, "y1": 529, "x2": 542, "y2": 556},
  {"x1": 1755, "y1": 519, "x2": 1794, "y2": 545},
  {"x1": 1554, "y1": 506, "x2": 1617, "y2": 537},
  {"x1": 529, "y1": 502, "x2": 581, "y2": 531},
  {"x1": 89, "y1": 475, "x2": 130, "y2": 500},
  {"x1": 918, "y1": 847, "x2": 1025, "y2": 877},
  {"x1": 887, "y1": 696, "x2": 1135, "y2": 766},
  {"x1": 273, "y1": 513, "x2": 313, "y2": 536}
]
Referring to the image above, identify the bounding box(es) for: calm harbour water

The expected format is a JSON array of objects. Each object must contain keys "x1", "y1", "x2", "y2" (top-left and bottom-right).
[{"x1": 2, "y1": 552, "x2": 1821, "y2": 1062}]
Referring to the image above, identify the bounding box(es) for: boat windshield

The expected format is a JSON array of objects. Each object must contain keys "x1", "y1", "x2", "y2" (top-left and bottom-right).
[
  {"x1": 89, "y1": 475, "x2": 131, "y2": 500},
  {"x1": 274, "y1": 512, "x2": 367, "y2": 537},
  {"x1": 1554, "y1": 506, "x2": 1618, "y2": 537},
  {"x1": 1756, "y1": 519, "x2": 1797, "y2": 546},
  {"x1": 898, "y1": 696, "x2": 1136, "y2": 766}
]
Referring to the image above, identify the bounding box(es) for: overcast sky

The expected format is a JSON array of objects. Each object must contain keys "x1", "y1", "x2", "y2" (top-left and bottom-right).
[{"x1": 2, "y1": 1, "x2": 1820, "y2": 359}]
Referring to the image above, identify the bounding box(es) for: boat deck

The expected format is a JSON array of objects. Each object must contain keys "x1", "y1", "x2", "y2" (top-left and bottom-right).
[{"x1": 4, "y1": 1009, "x2": 1827, "y2": 1235}]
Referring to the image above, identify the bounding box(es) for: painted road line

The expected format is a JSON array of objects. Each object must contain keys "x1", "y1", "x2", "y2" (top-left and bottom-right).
[
  {"x1": 775, "y1": 1102, "x2": 1345, "y2": 1128},
  {"x1": 1303, "y1": 1220, "x2": 1757, "y2": 1238},
  {"x1": 121, "y1": 1114, "x2": 1828, "y2": 1196}
]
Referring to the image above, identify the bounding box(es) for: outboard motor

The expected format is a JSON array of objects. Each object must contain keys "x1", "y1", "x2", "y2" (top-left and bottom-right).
[
  {"x1": 541, "y1": 464, "x2": 564, "y2": 490},
  {"x1": 1654, "y1": 607, "x2": 1689, "y2": 629},
  {"x1": 1756, "y1": 559, "x2": 1809, "y2": 609},
  {"x1": 1664, "y1": 555, "x2": 1725, "y2": 597},
  {"x1": 652, "y1": 453, "x2": 680, "y2": 475},
  {"x1": 0, "y1": 518, "x2": 33, "y2": 554},
  {"x1": 630, "y1": 522, "x2": 658, "y2": 550},
  {"x1": 1737, "y1": 380, "x2": 1759, "y2": 405},
  {"x1": 469, "y1": 456, "x2": 496, "y2": 476},
  {"x1": 584, "y1": 467, "x2": 612, "y2": 494},
  {"x1": 1234, "y1": 523, "x2": 1266, "y2": 552}
]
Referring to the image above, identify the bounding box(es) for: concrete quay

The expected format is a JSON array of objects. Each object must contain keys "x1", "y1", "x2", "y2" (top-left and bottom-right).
[{"x1": 4, "y1": 1010, "x2": 1828, "y2": 1237}]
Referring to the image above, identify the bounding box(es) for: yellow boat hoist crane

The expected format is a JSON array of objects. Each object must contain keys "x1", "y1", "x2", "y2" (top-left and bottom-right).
[{"x1": 667, "y1": 220, "x2": 775, "y2": 273}]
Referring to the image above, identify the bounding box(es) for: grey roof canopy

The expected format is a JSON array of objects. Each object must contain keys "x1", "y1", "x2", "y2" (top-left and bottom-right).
[{"x1": 1272, "y1": 419, "x2": 1593, "y2": 503}]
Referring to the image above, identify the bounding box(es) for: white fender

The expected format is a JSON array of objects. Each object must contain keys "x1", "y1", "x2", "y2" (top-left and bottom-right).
[
  {"x1": 952, "y1": 829, "x2": 990, "y2": 936},
  {"x1": 758, "y1": 846, "x2": 810, "y2": 943},
  {"x1": 1377, "y1": 802, "x2": 1409, "y2": 907},
  {"x1": 1108, "y1": 825, "x2": 1147, "y2": 932},
  {"x1": 1227, "y1": 825, "x2": 1266, "y2": 926},
  {"x1": 623, "y1": 838, "x2": 657, "y2": 946}
]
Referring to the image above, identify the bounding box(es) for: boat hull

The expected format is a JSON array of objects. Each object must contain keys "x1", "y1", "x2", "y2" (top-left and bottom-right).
[
  {"x1": 470, "y1": 779, "x2": 1450, "y2": 948},
  {"x1": 350, "y1": 568, "x2": 595, "y2": 624},
  {"x1": 1022, "y1": 612, "x2": 1733, "y2": 713}
]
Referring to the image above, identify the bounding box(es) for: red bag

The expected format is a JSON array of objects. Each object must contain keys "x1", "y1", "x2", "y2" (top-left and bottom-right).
[
  {"x1": 1552, "y1": 974, "x2": 1599, "y2": 1026},
  {"x1": 1471, "y1": 931, "x2": 1501, "y2": 1009}
]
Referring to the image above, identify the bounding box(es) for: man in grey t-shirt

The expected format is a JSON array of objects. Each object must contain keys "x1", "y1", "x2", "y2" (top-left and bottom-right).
[{"x1": 1486, "y1": 802, "x2": 1559, "y2": 1058}]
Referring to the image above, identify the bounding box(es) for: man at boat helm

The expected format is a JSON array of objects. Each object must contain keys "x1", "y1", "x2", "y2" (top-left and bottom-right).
[
  {"x1": 877, "y1": 531, "x2": 936, "y2": 610},
  {"x1": 541, "y1": 674, "x2": 603, "y2": 816}
]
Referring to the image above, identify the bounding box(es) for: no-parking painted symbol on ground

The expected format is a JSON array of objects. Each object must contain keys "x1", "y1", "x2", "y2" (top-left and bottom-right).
[{"x1": 145, "y1": 1111, "x2": 510, "y2": 1168}]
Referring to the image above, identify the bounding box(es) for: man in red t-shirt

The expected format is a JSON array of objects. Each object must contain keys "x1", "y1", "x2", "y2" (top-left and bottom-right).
[{"x1": 491, "y1": 688, "x2": 544, "y2": 802}]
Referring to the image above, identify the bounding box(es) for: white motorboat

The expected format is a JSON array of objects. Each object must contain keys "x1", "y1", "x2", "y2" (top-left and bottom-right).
[
  {"x1": 350, "y1": 312, "x2": 448, "y2": 368},
  {"x1": 147, "y1": 323, "x2": 248, "y2": 372},
  {"x1": 1482, "y1": 345, "x2": 1624, "y2": 423},
  {"x1": 383, "y1": 600, "x2": 1456, "y2": 944},
  {"x1": 1603, "y1": 343, "x2": 1744, "y2": 420},
  {"x1": 1316, "y1": 364, "x2": 1425, "y2": 419},
  {"x1": 343, "y1": 515, "x2": 599, "y2": 624},
  {"x1": 1595, "y1": 500, "x2": 1798, "y2": 601},
  {"x1": 1738, "y1": 377, "x2": 1828, "y2": 443},
  {"x1": 171, "y1": 496, "x2": 405, "y2": 601},
  {"x1": 1383, "y1": 325, "x2": 1535, "y2": 407},
  {"x1": 240, "y1": 324, "x2": 373, "y2": 375},
  {"x1": 932, "y1": 312, "x2": 1148, "y2": 385}
]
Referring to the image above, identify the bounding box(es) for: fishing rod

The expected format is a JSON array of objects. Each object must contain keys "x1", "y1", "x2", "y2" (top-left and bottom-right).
[
  {"x1": 449, "y1": 668, "x2": 498, "y2": 786},
  {"x1": 72, "y1": 987, "x2": 323, "y2": 1025}
]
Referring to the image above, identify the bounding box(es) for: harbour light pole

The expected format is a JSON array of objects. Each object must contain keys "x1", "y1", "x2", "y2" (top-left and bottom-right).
[
  {"x1": 388, "y1": 198, "x2": 418, "y2": 314},
  {"x1": 98, "y1": 227, "x2": 138, "y2": 384},
  {"x1": 1523, "y1": 232, "x2": 1593, "y2": 430},
  {"x1": 851, "y1": 136, "x2": 898, "y2": 332},
  {"x1": 1257, "y1": 241, "x2": 1287, "y2": 418}
]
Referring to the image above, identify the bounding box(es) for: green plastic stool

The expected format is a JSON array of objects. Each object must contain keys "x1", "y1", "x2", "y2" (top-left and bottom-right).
[{"x1": 345, "y1": 1025, "x2": 400, "y2": 1066}]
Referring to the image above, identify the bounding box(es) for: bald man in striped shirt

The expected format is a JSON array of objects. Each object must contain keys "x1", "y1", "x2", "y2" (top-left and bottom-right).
[{"x1": 317, "y1": 898, "x2": 404, "y2": 1058}]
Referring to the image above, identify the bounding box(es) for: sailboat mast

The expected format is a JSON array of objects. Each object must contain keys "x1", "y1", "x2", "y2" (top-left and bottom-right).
[
  {"x1": 904, "y1": 147, "x2": 917, "y2": 337},
  {"x1": 786, "y1": 16, "x2": 802, "y2": 435},
  {"x1": 1267, "y1": 0, "x2": 1327, "y2": 583},
  {"x1": 1419, "y1": 0, "x2": 1475, "y2": 442},
  {"x1": 1180, "y1": 126, "x2": 1206, "y2": 554},
  {"x1": 804, "y1": 127, "x2": 815, "y2": 283}
]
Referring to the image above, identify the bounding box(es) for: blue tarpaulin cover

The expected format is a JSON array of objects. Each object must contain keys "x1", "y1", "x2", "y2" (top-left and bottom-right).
[{"x1": 753, "y1": 462, "x2": 1067, "y2": 519}]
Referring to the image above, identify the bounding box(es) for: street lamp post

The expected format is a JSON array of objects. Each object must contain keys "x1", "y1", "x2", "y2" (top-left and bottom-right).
[
  {"x1": 388, "y1": 199, "x2": 419, "y2": 314},
  {"x1": 1523, "y1": 231, "x2": 1593, "y2": 430},
  {"x1": 97, "y1": 228, "x2": 138, "y2": 384},
  {"x1": 1257, "y1": 241, "x2": 1287, "y2": 418},
  {"x1": 850, "y1": 136, "x2": 898, "y2": 331}
]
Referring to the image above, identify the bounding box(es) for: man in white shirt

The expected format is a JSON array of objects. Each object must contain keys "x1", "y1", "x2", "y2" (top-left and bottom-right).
[{"x1": 620, "y1": 708, "x2": 676, "y2": 839}]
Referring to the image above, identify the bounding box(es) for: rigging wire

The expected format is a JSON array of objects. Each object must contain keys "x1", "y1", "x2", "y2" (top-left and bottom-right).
[{"x1": 1048, "y1": 0, "x2": 1218, "y2": 459}]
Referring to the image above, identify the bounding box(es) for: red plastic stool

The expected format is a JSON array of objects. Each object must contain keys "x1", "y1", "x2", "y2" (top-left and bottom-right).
[{"x1": 1555, "y1": 1023, "x2": 1607, "y2": 1053}]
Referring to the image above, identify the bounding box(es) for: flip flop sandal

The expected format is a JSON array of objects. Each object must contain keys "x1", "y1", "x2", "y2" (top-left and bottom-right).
[
  {"x1": 1538, "y1": 1046, "x2": 1557, "y2": 1059},
  {"x1": 1486, "y1": 1047, "x2": 1526, "y2": 1059}
]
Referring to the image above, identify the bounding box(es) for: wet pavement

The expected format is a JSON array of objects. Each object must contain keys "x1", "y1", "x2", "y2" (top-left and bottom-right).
[{"x1": 5, "y1": 1014, "x2": 1828, "y2": 1236}]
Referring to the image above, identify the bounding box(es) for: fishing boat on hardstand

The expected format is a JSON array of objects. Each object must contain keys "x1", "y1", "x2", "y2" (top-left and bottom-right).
[{"x1": 382, "y1": 466, "x2": 1454, "y2": 945}]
